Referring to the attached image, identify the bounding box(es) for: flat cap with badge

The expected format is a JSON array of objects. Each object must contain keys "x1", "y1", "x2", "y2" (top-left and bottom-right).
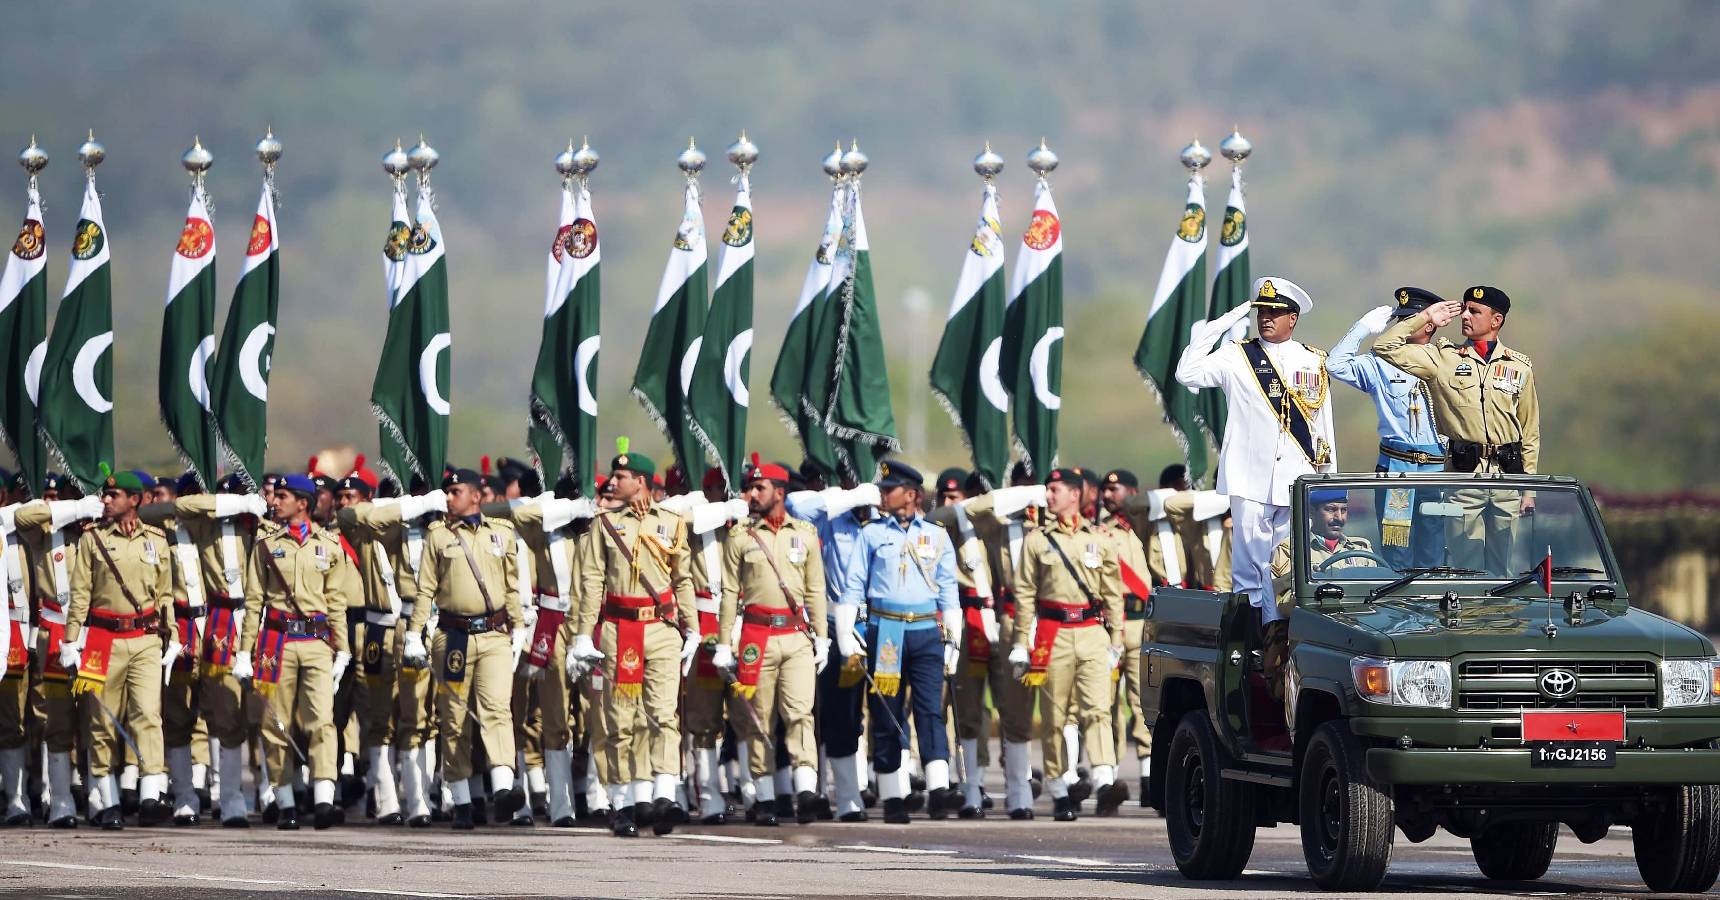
[
  {"x1": 1392, "y1": 286, "x2": 1445, "y2": 318},
  {"x1": 875, "y1": 460, "x2": 923, "y2": 490},
  {"x1": 103, "y1": 471, "x2": 146, "y2": 494},
  {"x1": 442, "y1": 467, "x2": 482, "y2": 489},
  {"x1": 280, "y1": 473, "x2": 318, "y2": 498},
  {"x1": 1252, "y1": 276, "x2": 1313, "y2": 315},
  {"x1": 1103, "y1": 469, "x2": 1138, "y2": 488}
]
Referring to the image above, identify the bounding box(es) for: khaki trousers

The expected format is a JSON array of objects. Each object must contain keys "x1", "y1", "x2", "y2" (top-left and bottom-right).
[
  {"x1": 35, "y1": 631, "x2": 77, "y2": 753},
  {"x1": 1035, "y1": 624, "x2": 1115, "y2": 781},
  {"x1": 953, "y1": 631, "x2": 1036, "y2": 746},
  {"x1": 260, "y1": 638, "x2": 337, "y2": 784},
  {"x1": 83, "y1": 633, "x2": 165, "y2": 778},
  {"x1": 514, "y1": 645, "x2": 571, "y2": 754},
  {"x1": 431, "y1": 630, "x2": 514, "y2": 784},
  {"x1": 580, "y1": 675, "x2": 613, "y2": 785},
  {"x1": 0, "y1": 673, "x2": 27, "y2": 750},
  {"x1": 735, "y1": 631, "x2": 816, "y2": 777},
  {"x1": 598, "y1": 620, "x2": 680, "y2": 784},
  {"x1": 683, "y1": 669, "x2": 728, "y2": 748},
  {"x1": 199, "y1": 671, "x2": 246, "y2": 747},
  {"x1": 393, "y1": 622, "x2": 434, "y2": 750},
  {"x1": 1450, "y1": 487, "x2": 1521, "y2": 576},
  {"x1": 360, "y1": 621, "x2": 400, "y2": 748},
  {"x1": 1113, "y1": 617, "x2": 1151, "y2": 760}
]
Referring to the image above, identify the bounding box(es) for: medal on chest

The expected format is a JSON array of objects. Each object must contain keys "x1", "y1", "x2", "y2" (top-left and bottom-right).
[
  {"x1": 141, "y1": 540, "x2": 159, "y2": 566},
  {"x1": 915, "y1": 534, "x2": 936, "y2": 561},
  {"x1": 1081, "y1": 541, "x2": 1101, "y2": 569},
  {"x1": 489, "y1": 532, "x2": 505, "y2": 557},
  {"x1": 787, "y1": 534, "x2": 807, "y2": 566}
]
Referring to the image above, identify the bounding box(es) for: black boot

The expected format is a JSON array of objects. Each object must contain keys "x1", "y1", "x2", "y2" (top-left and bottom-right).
[
  {"x1": 96, "y1": 805, "x2": 124, "y2": 830},
  {"x1": 904, "y1": 789, "x2": 925, "y2": 813},
  {"x1": 1053, "y1": 795, "x2": 1077, "y2": 822},
  {"x1": 222, "y1": 813, "x2": 249, "y2": 829},
  {"x1": 942, "y1": 787, "x2": 966, "y2": 812},
  {"x1": 882, "y1": 797, "x2": 910, "y2": 824},
  {"x1": 491, "y1": 787, "x2": 525, "y2": 824},
  {"x1": 173, "y1": 809, "x2": 199, "y2": 827},
  {"x1": 136, "y1": 797, "x2": 167, "y2": 827},
  {"x1": 774, "y1": 794, "x2": 794, "y2": 821},
  {"x1": 1067, "y1": 773, "x2": 1092, "y2": 804},
  {"x1": 753, "y1": 799, "x2": 778, "y2": 827},
  {"x1": 1140, "y1": 775, "x2": 1151, "y2": 807},
  {"x1": 860, "y1": 785, "x2": 878, "y2": 808},
  {"x1": 632, "y1": 800, "x2": 654, "y2": 830},
  {"x1": 120, "y1": 787, "x2": 139, "y2": 816},
  {"x1": 815, "y1": 796, "x2": 833, "y2": 821},
  {"x1": 927, "y1": 788, "x2": 949, "y2": 821},
  {"x1": 376, "y1": 811, "x2": 404, "y2": 826},
  {"x1": 407, "y1": 811, "x2": 431, "y2": 828},
  {"x1": 261, "y1": 801, "x2": 279, "y2": 825},
  {"x1": 1009, "y1": 806, "x2": 1034, "y2": 820},
  {"x1": 531, "y1": 792, "x2": 548, "y2": 820},
  {"x1": 451, "y1": 803, "x2": 474, "y2": 831},
  {"x1": 470, "y1": 795, "x2": 487, "y2": 824},
  {"x1": 276, "y1": 805, "x2": 299, "y2": 831},
  {"x1": 196, "y1": 787, "x2": 211, "y2": 814},
  {"x1": 1095, "y1": 781, "x2": 1129, "y2": 817},
  {"x1": 651, "y1": 797, "x2": 686, "y2": 836},
  {"x1": 838, "y1": 808, "x2": 869, "y2": 823},
  {"x1": 611, "y1": 804, "x2": 638, "y2": 837},
  {"x1": 572, "y1": 793, "x2": 590, "y2": 821},
  {"x1": 314, "y1": 802, "x2": 339, "y2": 830},
  {"x1": 795, "y1": 791, "x2": 818, "y2": 825}
]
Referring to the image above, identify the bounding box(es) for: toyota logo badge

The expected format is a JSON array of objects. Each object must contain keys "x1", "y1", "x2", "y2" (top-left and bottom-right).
[{"x1": 1539, "y1": 669, "x2": 1577, "y2": 699}]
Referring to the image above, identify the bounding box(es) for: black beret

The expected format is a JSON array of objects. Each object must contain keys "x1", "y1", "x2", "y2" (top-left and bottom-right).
[
  {"x1": 934, "y1": 467, "x2": 969, "y2": 493},
  {"x1": 442, "y1": 468, "x2": 482, "y2": 489},
  {"x1": 1464, "y1": 285, "x2": 1510, "y2": 315},
  {"x1": 1044, "y1": 467, "x2": 1082, "y2": 487},
  {"x1": 1103, "y1": 469, "x2": 1139, "y2": 488}
]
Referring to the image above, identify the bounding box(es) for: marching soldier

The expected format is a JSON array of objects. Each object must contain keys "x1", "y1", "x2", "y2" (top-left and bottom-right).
[
  {"x1": 1374, "y1": 286, "x2": 1540, "y2": 573},
  {"x1": 1329, "y1": 288, "x2": 1449, "y2": 568},
  {"x1": 712, "y1": 457, "x2": 828, "y2": 826},
  {"x1": 235, "y1": 473, "x2": 355, "y2": 830},
  {"x1": 838, "y1": 461, "x2": 960, "y2": 825},
  {"x1": 1007, "y1": 468, "x2": 1126, "y2": 822},
  {"x1": 567, "y1": 443, "x2": 697, "y2": 838},
  {"x1": 62, "y1": 471, "x2": 176, "y2": 828},
  {"x1": 1176, "y1": 276, "x2": 1336, "y2": 683},
  {"x1": 402, "y1": 468, "x2": 526, "y2": 830},
  {"x1": 334, "y1": 471, "x2": 405, "y2": 825},
  {"x1": 0, "y1": 490, "x2": 30, "y2": 826}
]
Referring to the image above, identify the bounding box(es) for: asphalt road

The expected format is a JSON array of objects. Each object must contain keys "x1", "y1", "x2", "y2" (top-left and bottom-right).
[{"x1": 0, "y1": 794, "x2": 1694, "y2": 899}]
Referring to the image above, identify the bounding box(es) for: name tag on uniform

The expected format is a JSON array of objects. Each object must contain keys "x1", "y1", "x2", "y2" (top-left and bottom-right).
[
  {"x1": 272, "y1": 548, "x2": 287, "y2": 559},
  {"x1": 1081, "y1": 542, "x2": 1101, "y2": 569},
  {"x1": 787, "y1": 535, "x2": 807, "y2": 565}
]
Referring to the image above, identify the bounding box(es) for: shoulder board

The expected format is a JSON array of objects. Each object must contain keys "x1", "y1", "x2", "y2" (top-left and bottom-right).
[
  {"x1": 1306, "y1": 344, "x2": 1327, "y2": 357},
  {"x1": 651, "y1": 505, "x2": 684, "y2": 523},
  {"x1": 1503, "y1": 348, "x2": 1532, "y2": 367},
  {"x1": 255, "y1": 520, "x2": 285, "y2": 537},
  {"x1": 140, "y1": 523, "x2": 167, "y2": 539},
  {"x1": 481, "y1": 515, "x2": 515, "y2": 531},
  {"x1": 424, "y1": 519, "x2": 450, "y2": 534},
  {"x1": 1241, "y1": 337, "x2": 1259, "y2": 346},
  {"x1": 1434, "y1": 337, "x2": 1459, "y2": 351}
]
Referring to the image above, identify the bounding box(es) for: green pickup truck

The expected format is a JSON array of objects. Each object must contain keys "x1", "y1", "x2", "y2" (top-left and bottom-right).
[{"x1": 1140, "y1": 473, "x2": 1720, "y2": 892}]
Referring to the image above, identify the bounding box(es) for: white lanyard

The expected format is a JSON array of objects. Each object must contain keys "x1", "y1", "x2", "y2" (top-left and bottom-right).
[
  {"x1": 698, "y1": 532, "x2": 723, "y2": 608},
  {"x1": 404, "y1": 523, "x2": 424, "y2": 575},
  {"x1": 543, "y1": 530, "x2": 573, "y2": 612},
  {"x1": 218, "y1": 521, "x2": 244, "y2": 598},
  {"x1": 173, "y1": 525, "x2": 207, "y2": 607},
  {"x1": 513, "y1": 536, "x2": 532, "y2": 610},
  {"x1": 1155, "y1": 519, "x2": 1183, "y2": 586},
  {"x1": 1204, "y1": 519, "x2": 1224, "y2": 570},
  {"x1": 49, "y1": 531, "x2": 70, "y2": 606},
  {"x1": 375, "y1": 541, "x2": 404, "y2": 618},
  {"x1": 952, "y1": 503, "x2": 992, "y2": 597}
]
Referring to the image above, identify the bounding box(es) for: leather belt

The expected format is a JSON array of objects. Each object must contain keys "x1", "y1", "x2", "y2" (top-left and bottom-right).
[
  {"x1": 1035, "y1": 602, "x2": 1101, "y2": 624},
  {"x1": 1379, "y1": 442, "x2": 1445, "y2": 465},
  {"x1": 742, "y1": 607, "x2": 800, "y2": 630},
  {"x1": 265, "y1": 610, "x2": 330, "y2": 638},
  {"x1": 206, "y1": 592, "x2": 245, "y2": 611},
  {"x1": 957, "y1": 588, "x2": 990, "y2": 611},
  {"x1": 173, "y1": 600, "x2": 208, "y2": 619},
  {"x1": 868, "y1": 607, "x2": 938, "y2": 623},
  {"x1": 88, "y1": 609, "x2": 159, "y2": 633},
  {"x1": 603, "y1": 593, "x2": 675, "y2": 623},
  {"x1": 438, "y1": 610, "x2": 509, "y2": 634}
]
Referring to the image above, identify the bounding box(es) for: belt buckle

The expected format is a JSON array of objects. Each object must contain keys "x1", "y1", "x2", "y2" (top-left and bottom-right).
[
  {"x1": 770, "y1": 614, "x2": 790, "y2": 629},
  {"x1": 639, "y1": 606, "x2": 657, "y2": 622},
  {"x1": 1412, "y1": 451, "x2": 1430, "y2": 465}
]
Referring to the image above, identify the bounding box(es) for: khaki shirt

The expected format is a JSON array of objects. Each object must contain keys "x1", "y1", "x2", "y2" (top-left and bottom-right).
[
  {"x1": 12, "y1": 502, "x2": 78, "y2": 610},
  {"x1": 1114, "y1": 493, "x2": 1191, "y2": 588},
  {"x1": 958, "y1": 494, "x2": 1035, "y2": 646},
  {"x1": 147, "y1": 496, "x2": 257, "y2": 603},
  {"x1": 1164, "y1": 492, "x2": 1231, "y2": 591},
  {"x1": 1012, "y1": 515, "x2": 1126, "y2": 649},
  {"x1": 241, "y1": 520, "x2": 356, "y2": 653},
  {"x1": 409, "y1": 516, "x2": 525, "y2": 633},
  {"x1": 1271, "y1": 533, "x2": 1374, "y2": 615},
  {"x1": 1373, "y1": 314, "x2": 1540, "y2": 473},
  {"x1": 574, "y1": 505, "x2": 695, "y2": 635},
  {"x1": 341, "y1": 501, "x2": 429, "y2": 611},
  {"x1": 1100, "y1": 519, "x2": 1155, "y2": 599},
  {"x1": 65, "y1": 520, "x2": 175, "y2": 643},
  {"x1": 719, "y1": 516, "x2": 827, "y2": 641}
]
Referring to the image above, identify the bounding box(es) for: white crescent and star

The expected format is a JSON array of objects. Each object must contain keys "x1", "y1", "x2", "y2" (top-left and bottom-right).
[
  {"x1": 23, "y1": 340, "x2": 46, "y2": 406},
  {"x1": 72, "y1": 331, "x2": 114, "y2": 414},
  {"x1": 187, "y1": 335, "x2": 216, "y2": 412},
  {"x1": 574, "y1": 335, "x2": 601, "y2": 417},
  {"x1": 678, "y1": 337, "x2": 704, "y2": 400},
  {"x1": 1029, "y1": 326, "x2": 1064, "y2": 411},
  {"x1": 723, "y1": 329, "x2": 753, "y2": 408},
  {"x1": 978, "y1": 336, "x2": 1008, "y2": 412},
  {"x1": 238, "y1": 323, "x2": 275, "y2": 402},
  {"x1": 418, "y1": 332, "x2": 451, "y2": 416}
]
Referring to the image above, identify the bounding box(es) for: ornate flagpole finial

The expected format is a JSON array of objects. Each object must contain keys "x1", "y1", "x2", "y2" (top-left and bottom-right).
[
  {"x1": 407, "y1": 135, "x2": 439, "y2": 181},
  {"x1": 570, "y1": 137, "x2": 599, "y2": 183},
  {"x1": 1219, "y1": 127, "x2": 1251, "y2": 165},
  {"x1": 382, "y1": 138, "x2": 410, "y2": 181},
  {"x1": 255, "y1": 127, "x2": 283, "y2": 167},
  {"x1": 974, "y1": 141, "x2": 1004, "y2": 183},
  {"x1": 78, "y1": 130, "x2": 105, "y2": 173},
  {"x1": 839, "y1": 139, "x2": 867, "y2": 177},
  {"x1": 19, "y1": 136, "x2": 48, "y2": 180},
  {"x1": 554, "y1": 139, "x2": 578, "y2": 181},
  {"x1": 1026, "y1": 138, "x2": 1058, "y2": 179},
  {"x1": 725, "y1": 131, "x2": 758, "y2": 175},
  {"x1": 677, "y1": 137, "x2": 706, "y2": 177},
  {"x1": 182, "y1": 136, "x2": 213, "y2": 178},
  {"x1": 1180, "y1": 137, "x2": 1212, "y2": 175},
  {"x1": 821, "y1": 141, "x2": 844, "y2": 181}
]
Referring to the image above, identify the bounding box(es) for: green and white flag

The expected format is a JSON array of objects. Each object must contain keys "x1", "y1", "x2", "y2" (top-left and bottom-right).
[
  {"x1": 929, "y1": 181, "x2": 1009, "y2": 489},
  {"x1": 158, "y1": 186, "x2": 220, "y2": 488},
  {"x1": 687, "y1": 175, "x2": 754, "y2": 492},
  {"x1": 1132, "y1": 176, "x2": 1211, "y2": 484},
  {"x1": 1000, "y1": 178, "x2": 1063, "y2": 476},
  {"x1": 528, "y1": 178, "x2": 602, "y2": 494},
  {"x1": 1199, "y1": 164, "x2": 1250, "y2": 455},
  {"x1": 823, "y1": 179, "x2": 898, "y2": 481},
  {"x1": 210, "y1": 177, "x2": 281, "y2": 489},
  {"x1": 770, "y1": 185, "x2": 841, "y2": 475},
  {"x1": 0, "y1": 177, "x2": 48, "y2": 496},
  {"x1": 631, "y1": 178, "x2": 708, "y2": 481},
  {"x1": 371, "y1": 185, "x2": 450, "y2": 485},
  {"x1": 37, "y1": 176, "x2": 115, "y2": 491}
]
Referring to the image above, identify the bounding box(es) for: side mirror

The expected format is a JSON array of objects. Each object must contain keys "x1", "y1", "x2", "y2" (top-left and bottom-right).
[{"x1": 1315, "y1": 584, "x2": 1345, "y2": 609}]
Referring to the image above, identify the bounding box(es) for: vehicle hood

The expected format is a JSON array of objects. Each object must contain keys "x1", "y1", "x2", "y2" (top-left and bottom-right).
[{"x1": 1336, "y1": 596, "x2": 1713, "y2": 658}]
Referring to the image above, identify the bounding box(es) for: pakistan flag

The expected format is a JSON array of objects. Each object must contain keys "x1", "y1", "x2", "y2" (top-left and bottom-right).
[
  {"x1": 37, "y1": 176, "x2": 114, "y2": 491},
  {"x1": 528, "y1": 178, "x2": 602, "y2": 493},
  {"x1": 929, "y1": 181, "x2": 1009, "y2": 489},
  {"x1": 371, "y1": 186, "x2": 451, "y2": 484},
  {"x1": 822, "y1": 179, "x2": 897, "y2": 480},
  {"x1": 159, "y1": 187, "x2": 220, "y2": 488},
  {"x1": 210, "y1": 178, "x2": 281, "y2": 489},
  {"x1": 1001, "y1": 178, "x2": 1063, "y2": 476},
  {"x1": 1200, "y1": 164, "x2": 1251, "y2": 453},
  {"x1": 687, "y1": 175, "x2": 754, "y2": 492},
  {"x1": 632, "y1": 179, "x2": 707, "y2": 481},
  {"x1": 770, "y1": 185, "x2": 841, "y2": 476},
  {"x1": 0, "y1": 178, "x2": 48, "y2": 495},
  {"x1": 1133, "y1": 176, "x2": 1210, "y2": 484}
]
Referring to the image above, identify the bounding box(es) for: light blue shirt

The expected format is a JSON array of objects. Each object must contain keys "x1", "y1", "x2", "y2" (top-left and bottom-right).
[
  {"x1": 786, "y1": 493, "x2": 867, "y2": 618},
  {"x1": 839, "y1": 513, "x2": 958, "y2": 624},
  {"x1": 1327, "y1": 317, "x2": 1443, "y2": 452}
]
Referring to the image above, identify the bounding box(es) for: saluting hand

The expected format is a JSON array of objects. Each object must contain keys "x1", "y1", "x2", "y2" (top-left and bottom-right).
[{"x1": 1425, "y1": 299, "x2": 1463, "y2": 328}]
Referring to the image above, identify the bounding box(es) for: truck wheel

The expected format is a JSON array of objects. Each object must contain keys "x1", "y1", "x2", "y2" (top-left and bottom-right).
[
  {"x1": 1470, "y1": 821, "x2": 1558, "y2": 880},
  {"x1": 1165, "y1": 711, "x2": 1256, "y2": 879},
  {"x1": 1633, "y1": 784, "x2": 1720, "y2": 893},
  {"x1": 1299, "y1": 720, "x2": 1394, "y2": 891}
]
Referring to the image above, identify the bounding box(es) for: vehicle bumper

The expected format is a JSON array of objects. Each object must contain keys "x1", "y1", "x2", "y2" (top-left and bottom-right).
[{"x1": 1366, "y1": 748, "x2": 1720, "y2": 785}]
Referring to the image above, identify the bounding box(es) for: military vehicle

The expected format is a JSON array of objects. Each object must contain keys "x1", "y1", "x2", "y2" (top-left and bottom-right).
[{"x1": 1141, "y1": 473, "x2": 1720, "y2": 892}]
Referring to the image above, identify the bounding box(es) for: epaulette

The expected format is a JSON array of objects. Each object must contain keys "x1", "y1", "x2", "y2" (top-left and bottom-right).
[
  {"x1": 139, "y1": 523, "x2": 167, "y2": 539},
  {"x1": 482, "y1": 514, "x2": 516, "y2": 531},
  {"x1": 1307, "y1": 344, "x2": 1327, "y2": 357},
  {"x1": 1503, "y1": 347, "x2": 1532, "y2": 367},
  {"x1": 1435, "y1": 337, "x2": 1460, "y2": 351}
]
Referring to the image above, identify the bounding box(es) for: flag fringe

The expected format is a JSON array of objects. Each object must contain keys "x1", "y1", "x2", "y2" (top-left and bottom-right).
[
  {"x1": 159, "y1": 412, "x2": 213, "y2": 492},
  {"x1": 1132, "y1": 364, "x2": 1197, "y2": 478},
  {"x1": 629, "y1": 387, "x2": 676, "y2": 459},
  {"x1": 369, "y1": 402, "x2": 424, "y2": 485},
  {"x1": 766, "y1": 395, "x2": 802, "y2": 439},
  {"x1": 526, "y1": 392, "x2": 576, "y2": 479},
  {"x1": 685, "y1": 415, "x2": 731, "y2": 494},
  {"x1": 210, "y1": 417, "x2": 259, "y2": 491},
  {"x1": 35, "y1": 423, "x2": 89, "y2": 493}
]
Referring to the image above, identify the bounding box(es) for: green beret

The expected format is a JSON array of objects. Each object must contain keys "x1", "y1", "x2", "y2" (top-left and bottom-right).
[{"x1": 105, "y1": 471, "x2": 145, "y2": 493}]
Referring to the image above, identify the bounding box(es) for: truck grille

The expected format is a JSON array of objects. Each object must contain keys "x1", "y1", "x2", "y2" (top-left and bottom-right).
[{"x1": 1457, "y1": 659, "x2": 1658, "y2": 711}]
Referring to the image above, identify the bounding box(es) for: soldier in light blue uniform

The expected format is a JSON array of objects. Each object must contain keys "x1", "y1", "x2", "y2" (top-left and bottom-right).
[
  {"x1": 837, "y1": 461, "x2": 960, "y2": 825},
  {"x1": 1327, "y1": 287, "x2": 1448, "y2": 569}
]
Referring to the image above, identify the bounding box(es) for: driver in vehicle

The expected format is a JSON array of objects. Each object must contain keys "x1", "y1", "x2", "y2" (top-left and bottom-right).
[{"x1": 1264, "y1": 489, "x2": 1374, "y2": 699}]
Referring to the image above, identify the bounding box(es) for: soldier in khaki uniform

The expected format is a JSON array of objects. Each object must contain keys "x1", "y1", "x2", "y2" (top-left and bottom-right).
[
  {"x1": 234, "y1": 474, "x2": 354, "y2": 830},
  {"x1": 13, "y1": 486, "x2": 103, "y2": 826},
  {"x1": 567, "y1": 445, "x2": 697, "y2": 838},
  {"x1": 62, "y1": 471, "x2": 176, "y2": 828},
  {"x1": 1374, "y1": 286, "x2": 1539, "y2": 574},
  {"x1": 402, "y1": 468, "x2": 526, "y2": 830},
  {"x1": 711, "y1": 458, "x2": 828, "y2": 826},
  {"x1": 0, "y1": 494, "x2": 33, "y2": 827},
  {"x1": 1007, "y1": 468, "x2": 1127, "y2": 822}
]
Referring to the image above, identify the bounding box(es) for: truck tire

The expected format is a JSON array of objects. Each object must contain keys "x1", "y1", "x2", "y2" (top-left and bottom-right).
[
  {"x1": 1633, "y1": 784, "x2": 1720, "y2": 894},
  {"x1": 1165, "y1": 711, "x2": 1256, "y2": 879},
  {"x1": 1299, "y1": 720, "x2": 1394, "y2": 891},
  {"x1": 1470, "y1": 821, "x2": 1558, "y2": 880}
]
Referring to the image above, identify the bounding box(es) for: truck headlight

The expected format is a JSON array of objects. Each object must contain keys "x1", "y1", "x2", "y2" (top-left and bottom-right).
[
  {"x1": 1660, "y1": 658, "x2": 1720, "y2": 708},
  {"x1": 1351, "y1": 657, "x2": 1452, "y2": 708}
]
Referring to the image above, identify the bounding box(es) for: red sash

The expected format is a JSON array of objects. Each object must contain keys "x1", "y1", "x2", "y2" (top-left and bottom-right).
[
  {"x1": 36, "y1": 613, "x2": 69, "y2": 691},
  {"x1": 1024, "y1": 600, "x2": 1097, "y2": 687},
  {"x1": 200, "y1": 604, "x2": 240, "y2": 677},
  {"x1": 1118, "y1": 559, "x2": 1153, "y2": 603},
  {"x1": 733, "y1": 606, "x2": 799, "y2": 698},
  {"x1": 72, "y1": 621, "x2": 148, "y2": 696},
  {"x1": 692, "y1": 592, "x2": 721, "y2": 690},
  {"x1": 604, "y1": 593, "x2": 662, "y2": 697},
  {"x1": 525, "y1": 590, "x2": 567, "y2": 670},
  {"x1": 960, "y1": 588, "x2": 992, "y2": 678},
  {"x1": 4, "y1": 621, "x2": 25, "y2": 677}
]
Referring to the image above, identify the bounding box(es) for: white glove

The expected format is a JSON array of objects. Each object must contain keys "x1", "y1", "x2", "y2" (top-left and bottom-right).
[
  {"x1": 215, "y1": 494, "x2": 268, "y2": 518},
  {"x1": 724, "y1": 498, "x2": 750, "y2": 522},
  {"x1": 521, "y1": 604, "x2": 539, "y2": 630},
  {"x1": 993, "y1": 484, "x2": 1048, "y2": 519},
  {"x1": 1008, "y1": 644, "x2": 1030, "y2": 680},
  {"x1": 834, "y1": 604, "x2": 864, "y2": 660},
  {"x1": 564, "y1": 645, "x2": 588, "y2": 680},
  {"x1": 943, "y1": 642, "x2": 960, "y2": 677},
  {"x1": 680, "y1": 630, "x2": 703, "y2": 668},
  {"x1": 980, "y1": 608, "x2": 1000, "y2": 645},
  {"x1": 401, "y1": 631, "x2": 428, "y2": 668},
  {"x1": 1359, "y1": 304, "x2": 1395, "y2": 334},
  {"x1": 230, "y1": 652, "x2": 254, "y2": 681},
  {"x1": 510, "y1": 629, "x2": 527, "y2": 665},
  {"x1": 161, "y1": 641, "x2": 184, "y2": 685},
  {"x1": 57, "y1": 642, "x2": 81, "y2": 673},
  {"x1": 331, "y1": 650, "x2": 352, "y2": 683},
  {"x1": 813, "y1": 637, "x2": 831, "y2": 674},
  {"x1": 1219, "y1": 300, "x2": 1254, "y2": 328},
  {"x1": 710, "y1": 642, "x2": 735, "y2": 673},
  {"x1": 690, "y1": 501, "x2": 735, "y2": 535},
  {"x1": 571, "y1": 634, "x2": 604, "y2": 663},
  {"x1": 822, "y1": 484, "x2": 878, "y2": 517},
  {"x1": 50, "y1": 497, "x2": 102, "y2": 529},
  {"x1": 541, "y1": 496, "x2": 598, "y2": 531},
  {"x1": 1108, "y1": 644, "x2": 1124, "y2": 671},
  {"x1": 420, "y1": 489, "x2": 449, "y2": 514}
]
